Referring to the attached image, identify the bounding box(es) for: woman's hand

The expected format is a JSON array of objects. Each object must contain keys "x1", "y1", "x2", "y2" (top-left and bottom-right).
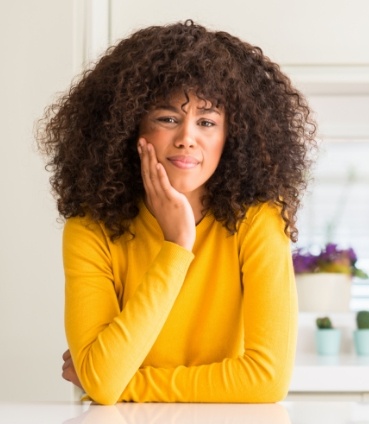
[
  {"x1": 138, "y1": 138, "x2": 196, "y2": 251},
  {"x1": 62, "y1": 349, "x2": 84, "y2": 390}
]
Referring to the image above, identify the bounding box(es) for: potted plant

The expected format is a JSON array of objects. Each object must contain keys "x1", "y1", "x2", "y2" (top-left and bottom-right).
[
  {"x1": 293, "y1": 243, "x2": 368, "y2": 312},
  {"x1": 315, "y1": 316, "x2": 341, "y2": 356},
  {"x1": 354, "y1": 310, "x2": 369, "y2": 356}
]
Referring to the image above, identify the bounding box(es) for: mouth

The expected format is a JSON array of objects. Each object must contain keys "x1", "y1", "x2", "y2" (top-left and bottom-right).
[{"x1": 167, "y1": 155, "x2": 200, "y2": 169}]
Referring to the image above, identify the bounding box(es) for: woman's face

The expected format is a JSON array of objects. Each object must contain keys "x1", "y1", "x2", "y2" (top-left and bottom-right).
[{"x1": 139, "y1": 92, "x2": 226, "y2": 199}]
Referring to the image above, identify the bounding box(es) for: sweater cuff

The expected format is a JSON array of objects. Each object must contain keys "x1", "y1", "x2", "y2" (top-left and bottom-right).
[{"x1": 157, "y1": 241, "x2": 195, "y2": 276}]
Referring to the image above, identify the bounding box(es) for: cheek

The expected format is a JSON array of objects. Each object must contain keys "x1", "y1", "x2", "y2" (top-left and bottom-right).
[
  {"x1": 139, "y1": 117, "x2": 161, "y2": 137},
  {"x1": 139, "y1": 127, "x2": 161, "y2": 147},
  {"x1": 204, "y1": 147, "x2": 223, "y2": 173},
  {"x1": 144, "y1": 131, "x2": 168, "y2": 159},
  {"x1": 213, "y1": 139, "x2": 226, "y2": 162}
]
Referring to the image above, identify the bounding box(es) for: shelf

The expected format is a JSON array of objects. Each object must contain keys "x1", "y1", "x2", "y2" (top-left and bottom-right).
[
  {"x1": 290, "y1": 312, "x2": 369, "y2": 392},
  {"x1": 291, "y1": 353, "x2": 369, "y2": 392}
]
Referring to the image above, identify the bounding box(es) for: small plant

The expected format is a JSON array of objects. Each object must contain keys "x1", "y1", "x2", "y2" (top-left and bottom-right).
[
  {"x1": 354, "y1": 311, "x2": 369, "y2": 355},
  {"x1": 293, "y1": 243, "x2": 368, "y2": 279},
  {"x1": 316, "y1": 316, "x2": 334, "y2": 329},
  {"x1": 356, "y1": 311, "x2": 369, "y2": 329},
  {"x1": 315, "y1": 316, "x2": 341, "y2": 355}
]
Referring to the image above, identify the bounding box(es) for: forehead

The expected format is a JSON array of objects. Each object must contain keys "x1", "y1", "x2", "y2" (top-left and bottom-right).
[{"x1": 150, "y1": 90, "x2": 223, "y2": 112}]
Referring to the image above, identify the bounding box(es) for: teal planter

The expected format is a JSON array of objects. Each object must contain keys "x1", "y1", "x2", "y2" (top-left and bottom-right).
[
  {"x1": 315, "y1": 329, "x2": 341, "y2": 355},
  {"x1": 354, "y1": 330, "x2": 369, "y2": 356}
]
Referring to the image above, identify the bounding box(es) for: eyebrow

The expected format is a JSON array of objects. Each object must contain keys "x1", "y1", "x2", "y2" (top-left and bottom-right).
[{"x1": 153, "y1": 103, "x2": 221, "y2": 115}]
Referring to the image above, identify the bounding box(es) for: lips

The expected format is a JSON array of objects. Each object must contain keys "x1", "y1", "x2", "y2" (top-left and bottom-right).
[{"x1": 167, "y1": 155, "x2": 200, "y2": 169}]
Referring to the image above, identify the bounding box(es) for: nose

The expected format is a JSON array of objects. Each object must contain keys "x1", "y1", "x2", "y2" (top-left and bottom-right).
[{"x1": 174, "y1": 121, "x2": 197, "y2": 149}]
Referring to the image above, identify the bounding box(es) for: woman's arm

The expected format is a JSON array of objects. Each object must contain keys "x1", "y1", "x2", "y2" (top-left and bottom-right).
[
  {"x1": 118, "y1": 203, "x2": 298, "y2": 403},
  {"x1": 65, "y1": 138, "x2": 199, "y2": 405},
  {"x1": 64, "y1": 217, "x2": 194, "y2": 405}
]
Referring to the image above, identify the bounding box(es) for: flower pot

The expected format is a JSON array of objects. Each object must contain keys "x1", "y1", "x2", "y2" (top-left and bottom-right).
[
  {"x1": 353, "y1": 330, "x2": 369, "y2": 356},
  {"x1": 315, "y1": 329, "x2": 341, "y2": 355},
  {"x1": 296, "y1": 273, "x2": 351, "y2": 312}
]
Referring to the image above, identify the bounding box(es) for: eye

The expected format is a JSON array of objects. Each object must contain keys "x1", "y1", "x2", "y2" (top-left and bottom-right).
[
  {"x1": 157, "y1": 116, "x2": 177, "y2": 124},
  {"x1": 199, "y1": 119, "x2": 215, "y2": 127}
]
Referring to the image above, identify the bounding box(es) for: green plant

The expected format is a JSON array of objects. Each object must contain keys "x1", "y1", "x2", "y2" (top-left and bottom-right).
[
  {"x1": 316, "y1": 316, "x2": 334, "y2": 329},
  {"x1": 356, "y1": 311, "x2": 369, "y2": 329}
]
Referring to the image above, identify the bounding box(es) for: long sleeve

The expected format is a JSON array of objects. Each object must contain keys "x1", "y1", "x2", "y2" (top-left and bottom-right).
[
  {"x1": 63, "y1": 217, "x2": 194, "y2": 405},
  {"x1": 119, "y1": 203, "x2": 298, "y2": 402}
]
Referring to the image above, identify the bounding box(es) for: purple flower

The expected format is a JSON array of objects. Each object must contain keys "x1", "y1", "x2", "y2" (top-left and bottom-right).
[
  {"x1": 346, "y1": 247, "x2": 357, "y2": 264},
  {"x1": 325, "y1": 243, "x2": 338, "y2": 255},
  {"x1": 292, "y1": 249, "x2": 318, "y2": 273},
  {"x1": 292, "y1": 243, "x2": 368, "y2": 279}
]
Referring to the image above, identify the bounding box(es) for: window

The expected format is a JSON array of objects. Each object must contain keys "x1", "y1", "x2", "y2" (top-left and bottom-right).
[{"x1": 296, "y1": 140, "x2": 369, "y2": 310}]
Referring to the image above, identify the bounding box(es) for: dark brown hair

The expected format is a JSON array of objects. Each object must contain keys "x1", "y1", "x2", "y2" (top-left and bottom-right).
[{"x1": 37, "y1": 20, "x2": 316, "y2": 242}]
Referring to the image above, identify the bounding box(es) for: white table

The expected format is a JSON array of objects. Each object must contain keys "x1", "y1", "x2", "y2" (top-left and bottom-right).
[{"x1": 0, "y1": 401, "x2": 368, "y2": 424}]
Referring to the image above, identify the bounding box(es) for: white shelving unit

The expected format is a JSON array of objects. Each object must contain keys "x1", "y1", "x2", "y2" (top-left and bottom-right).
[
  {"x1": 288, "y1": 313, "x2": 369, "y2": 400},
  {"x1": 291, "y1": 353, "x2": 369, "y2": 392}
]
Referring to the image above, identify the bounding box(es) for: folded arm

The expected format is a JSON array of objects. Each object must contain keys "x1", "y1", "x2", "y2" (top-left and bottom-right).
[
  {"x1": 119, "y1": 203, "x2": 298, "y2": 402},
  {"x1": 63, "y1": 217, "x2": 194, "y2": 405},
  {"x1": 64, "y1": 204, "x2": 297, "y2": 404}
]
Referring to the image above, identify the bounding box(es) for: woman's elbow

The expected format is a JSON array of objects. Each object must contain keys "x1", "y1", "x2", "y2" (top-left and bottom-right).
[
  {"x1": 83, "y1": 384, "x2": 121, "y2": 405},
  {"x1": 260, "y1": 370, "x2": 291, "y2": 403}
]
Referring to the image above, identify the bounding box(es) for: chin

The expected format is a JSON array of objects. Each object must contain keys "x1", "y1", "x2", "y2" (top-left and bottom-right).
[
  {"x1": 171, "y1": 183, "x2": 198, "y2": 194},
  {"x1": 168, "y1": 179, "x2": 202, "y2": 196},
  {"x1": 166, "y1": 172, "x2": 206, "y2": 197}
]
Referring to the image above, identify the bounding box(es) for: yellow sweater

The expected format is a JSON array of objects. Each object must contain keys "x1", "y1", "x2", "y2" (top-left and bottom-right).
[{"x1": 63, "y1": 202, "x2": 297, "y2": 405}]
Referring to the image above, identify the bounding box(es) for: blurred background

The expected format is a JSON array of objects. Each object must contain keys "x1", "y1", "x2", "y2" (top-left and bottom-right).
[{"x1": 1, "y1": 0, "x2": 368, "y2": 402}]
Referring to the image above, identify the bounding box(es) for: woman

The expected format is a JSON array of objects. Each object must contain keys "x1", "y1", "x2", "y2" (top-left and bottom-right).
[{"x1": 38, "y1": 20, "x2": 316, "y2": 404}]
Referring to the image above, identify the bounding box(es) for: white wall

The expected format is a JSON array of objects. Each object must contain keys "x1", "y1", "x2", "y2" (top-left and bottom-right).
[
  {"x1": 0, "y1": 0, "x2": 368, "y2": 402},
  {"x1": 0, "y1": 0, "x2": 75, "y2": 401},
  {"x1": 109, "y1": 0, "x2": 369, "y2": 65}
]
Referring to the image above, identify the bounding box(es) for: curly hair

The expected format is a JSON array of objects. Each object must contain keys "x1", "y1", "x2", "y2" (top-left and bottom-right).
[{"x1": 37, "y1": 19, "x2": 316, "y2": 242}]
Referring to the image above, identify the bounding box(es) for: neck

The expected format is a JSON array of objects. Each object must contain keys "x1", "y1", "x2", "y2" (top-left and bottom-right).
[{"x1": 185, "y1": 192, "x2": 206, "y2": 225}]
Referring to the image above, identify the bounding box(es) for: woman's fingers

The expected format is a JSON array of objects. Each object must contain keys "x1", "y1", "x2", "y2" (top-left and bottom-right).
[
  {"x1": 155, "y1": 162, "x2": 173, "y2": 199},
  {"x1": 137, "y1": 139, "x2": 151, "y2": 193},
  {"x1": 62, "y1": 349, "x2": 71, "y2": 361},
  {"x1": 61, "y1": 349, "x2": 84, "y2": 390},
  {"x1": 137, "y1": 138, "x2": 196, "y2": 250},
  {"x1": 138, "y1": 138, "x2": 171, "y2": 200}
]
